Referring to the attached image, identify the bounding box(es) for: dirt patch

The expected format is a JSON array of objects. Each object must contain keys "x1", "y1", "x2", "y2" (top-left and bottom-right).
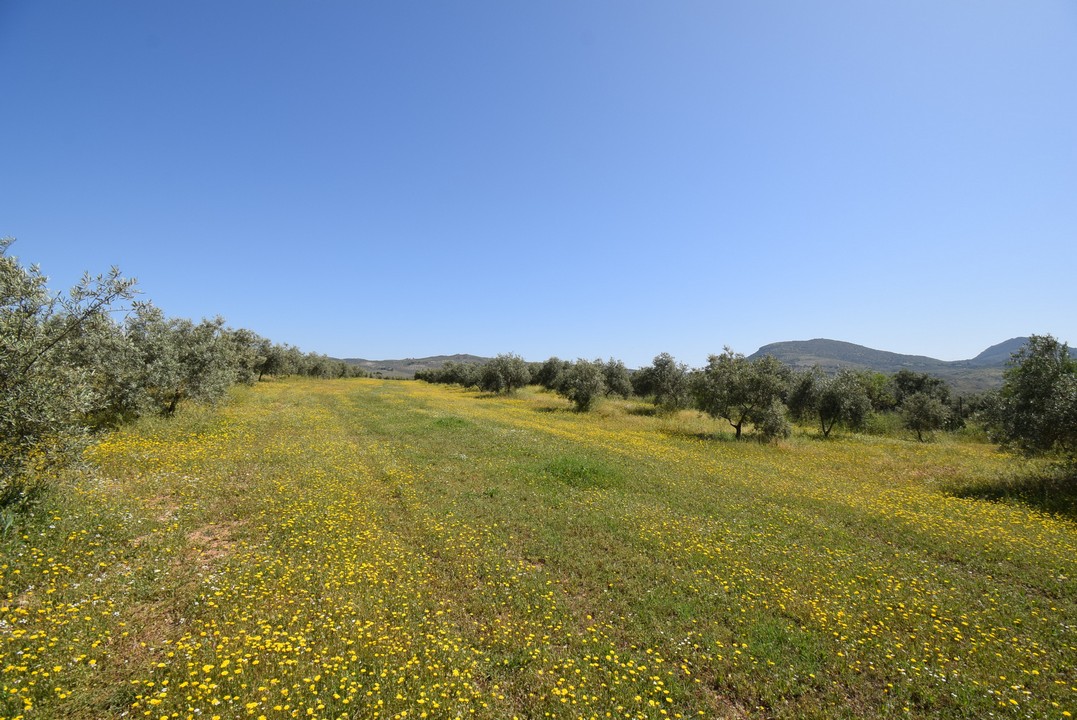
[
  {"x1": 699, "y1": 685, "x2": 751, "y2": 718},
  {"x1": 186, "y1": 520, "x2": 244, "y2": 562}
]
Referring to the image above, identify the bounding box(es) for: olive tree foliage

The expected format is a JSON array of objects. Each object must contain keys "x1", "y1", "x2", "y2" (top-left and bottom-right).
[
  {"x1": 902, "y1": 391, "x2": 949, "y2": 442},
  {"x1": 557, "y1": 359, "x2": 606, "y2": 411},
  {"x1": 479, "y1": 353, "x2": 531, "y2": 394},
  {"x1": 1, "y1": 239, "x2": 369, "y2": 516},
  {"x1": 63, "y1": 310, "x2": 148, "y2": 425},
  {"x1": 123, "y1": 304, "x2": 242, "y2": 416},
  {"x1": 986, "y1": 334, "x2": 1077, "y2": 460},
  {"x1": 858, "y1": 371, "x2": 897, "y2": 412},
  {"x1": 1, "y1": 239, "x2": 136, "y2": 502},
  {"x1": 602, "y1": 358, "x2": 633, "y2": 398},
  {"x1": 62, "y1": 302, "x2": 243, "y2": 421},
  {"x1": 415, "y1": 361, "x2": 483, "y2": 388},
  {"x1": 302, "y1": 353, "x2": 339, "y2": 379},
  {"x1": 693, "y1": 349, "x2": 790, "y2": 440},
  {"x1": 227, "y1": 328, "x2": 268, "y2": 386},
  {"x1": 446, "y1": 362, "x2": 482, "y2": 388},
  {"x1": 535, "y1": 357, "x2": 570, "y2": 391},
  {"x1": 786, "y1": 366, "x2": 823, "y2": 424},
  {"x1": 819, "y1": 370, "x2": 872, "y2": 437},
  {"x1": 632, "y1": 353, "x2": 690, "y2": 411},
  {"x1": 454, "y1": 362, "x2": 482, "y2": 389},
  {"x1": 891, "y1": 369, "x2": 950, "y2": 406},
  {"x1": 788, "y1": 366, "x2": 871, "y2": 438},
  {"x1": 754, "y1": 398, "x2": 793, "y2": 442},
  {"x1": 258, "y1": 340, "x2": 296, "y2": 380},
  {"x1": 268, "y1": 344, "x2": 361, "y2": 378},
  {"x1": 890, "y1": 370, "x2": 964, "y2": 433}
]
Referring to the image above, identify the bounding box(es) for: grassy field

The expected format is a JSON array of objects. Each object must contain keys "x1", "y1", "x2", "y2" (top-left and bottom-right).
[{"x1": 1, "y1": 378, "x2": 1074, "y2": 719}]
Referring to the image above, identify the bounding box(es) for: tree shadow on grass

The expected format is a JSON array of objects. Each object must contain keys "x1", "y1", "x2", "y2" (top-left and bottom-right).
[
  {"x1": 943, "y1": 466, "x2": 1077, "y2": 522},
  {"x1": 687, "y1": 431, "x2": 728, "y2": 443},
  {"x1": 656, "y1": 427, "x2": 735, "y2": 443}
]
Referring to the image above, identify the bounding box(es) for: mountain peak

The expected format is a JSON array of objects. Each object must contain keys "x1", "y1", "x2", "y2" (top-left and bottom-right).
[
  {"x1": 967, "y1": 337, "x2": 1029, "y2": 367},
  {"x1": 749, "y1": 338, "x2": 1031, "y2": 394}
]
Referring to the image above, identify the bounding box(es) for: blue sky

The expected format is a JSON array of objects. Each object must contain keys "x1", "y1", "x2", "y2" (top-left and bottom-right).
[{"x1": 2, "y1": 1, "x2": 1075, "y2": 368}]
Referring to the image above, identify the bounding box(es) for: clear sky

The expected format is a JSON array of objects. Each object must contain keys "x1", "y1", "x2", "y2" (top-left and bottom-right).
[{"x1": 2, "y1": 1, "x2": 1075, "y2": 368}]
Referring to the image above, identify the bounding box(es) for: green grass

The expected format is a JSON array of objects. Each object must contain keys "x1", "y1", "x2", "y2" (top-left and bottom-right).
[
  {"x1": 541, "y1": 454, "x2": 623, "y2": 489},
  {"x1": 1, "y1": 378, "x2": 1074, "y2": 719}
]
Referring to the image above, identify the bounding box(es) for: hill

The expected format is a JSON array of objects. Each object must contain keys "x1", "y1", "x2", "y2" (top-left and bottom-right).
[
  {"x1": 343, "y1": 353, "x2": 490, "y2": 378},
  {"x1": 749, "y1": 337, "x2": 1030, "y2": 395},
  {"x1": 966, "y1": 337, "x2": 1030, "y2": 367}
]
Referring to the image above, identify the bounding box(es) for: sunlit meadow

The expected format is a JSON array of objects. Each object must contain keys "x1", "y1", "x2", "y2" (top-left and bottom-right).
[{"x1": 1, "y1": 378, "x2": 1074, "y2": 719}]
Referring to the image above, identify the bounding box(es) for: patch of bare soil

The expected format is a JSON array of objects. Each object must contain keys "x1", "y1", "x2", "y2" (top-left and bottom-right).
[{"x1": 186, "y1": 520, "x2": 244, "y2": 563}]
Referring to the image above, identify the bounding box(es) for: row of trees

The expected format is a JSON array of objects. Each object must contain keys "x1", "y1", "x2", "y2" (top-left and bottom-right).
[
  {"x1": 418, "y1": 349, "x2": 967, "y2": 442},
  {"x1": 417, "y1": 355, "x2": 633, "y2": 411},
  {"x1": 1, "y1": 240, "x2": 362, "y2": 506},
  {"x1": 419, "y1": 339, "x2": 1077, "y2": 467},
  {"x1": 8, "y1": 239, "x2": 1070, "y2": 512}
]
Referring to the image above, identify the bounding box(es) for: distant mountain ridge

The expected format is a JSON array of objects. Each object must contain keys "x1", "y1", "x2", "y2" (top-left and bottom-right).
[
  {"x1": 748, "y1": 337, "x2": 1031, "y2": 394},
  {"x1": 343, "y1": 354, "x2": 490, "y2": 378},
  {"x1": 965, "y1": 338, "x2": 1030, "y2": 367}
]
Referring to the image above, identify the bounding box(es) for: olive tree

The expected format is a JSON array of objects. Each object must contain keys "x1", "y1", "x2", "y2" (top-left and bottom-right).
[
  {"x1": 789, "y1": 366, "x2": 871, "y2": 438},
  {"x1": 857, "y1": 370, "x2": 897, "y2": 412},
  {"x1": 479, "y1": 353, "x2": 531, "y2": 394},
  {"x1": 535, "y1": 357, "x2": 570, "y2": 390},
  {"x1": 634, "y1": 353, "x2": 690, "y2": 410},
  {"x1": 225, "y1": 328, "x2": 267, "y2": 386},
  {"x1": 124, "y1": 304, "x2": 239, "y2": 416},
  {"x1": 818, "y1": 369, "x2": 872, "y2": 437},
  {"x1": 602, "y1": 358, "x2": 633, "y2": 398},
  {"x1": 902, "y1": 391, "x2": 949, "y2": 442},
  {"x1": 0, "y1": 239, "x2": 136, "y2": 502},
  {"x1": 453, "y1": 362, "x2": 482, "y2": 389},
  {"x1": 557, "y1": 358, "x2": 606, "y2": 411},
  {"x1": 693, "y1": 349, "x2": 789, "y2": 440},
  {"x1": 754, "y1": 398, "x2": 792, "y2": 442},
  {"x1": 257, "y1": 341, "x2": 295, "y2": 379},
  {"x1": 987, "y1": 334, "x2": 1077, "y2": 459},
  {"x1": 891, "y1": 369, "x2": 950, "y2": 406},
  {"x1": 787, "y1": 366, "x2": 825, "y2": 424}
]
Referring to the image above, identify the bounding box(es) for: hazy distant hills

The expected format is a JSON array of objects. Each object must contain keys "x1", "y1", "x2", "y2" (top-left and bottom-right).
[
  {"x1": 347, "y1": 338, "x2": 1034, "y2": 394},
  {"x1": 748, "y1": 337, "x2": 1030, "y2": 394},
  {"x1": 343, "y1": 354, "x2": 490, "y2": 378}
]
